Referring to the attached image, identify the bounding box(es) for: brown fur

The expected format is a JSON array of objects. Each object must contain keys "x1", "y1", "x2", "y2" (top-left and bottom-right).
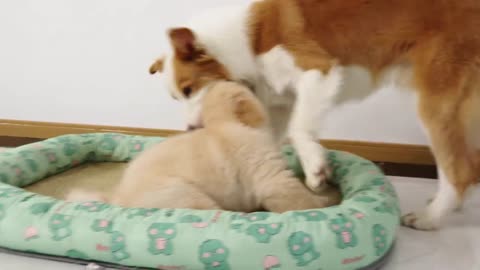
[
  {"x1": 67, "y1": 82, "x2": 341, "y2": 212},
  {"x1": 249, "y1": 0, "x2": 480, "y2": 224},
  {"x1": 170, "y1": 28, "x2": 230, "y2": 98}
]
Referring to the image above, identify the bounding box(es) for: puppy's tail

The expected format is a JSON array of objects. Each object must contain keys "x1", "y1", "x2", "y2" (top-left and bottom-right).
[{"x1": 65, "y1": 189, "x2": 109, "y2": 203}]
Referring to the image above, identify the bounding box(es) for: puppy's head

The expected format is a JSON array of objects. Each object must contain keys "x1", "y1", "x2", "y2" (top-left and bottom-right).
[
  {"x1": 149, "y1": 27, "x2": 230, "y2": 129},
  {"x1": 200, "y1": 81, "x2": 268, "y2": 129}
]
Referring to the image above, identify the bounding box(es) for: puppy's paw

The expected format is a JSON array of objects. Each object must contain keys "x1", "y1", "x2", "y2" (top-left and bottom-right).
[{"x1": 401, "y1": 211, "x2": 440, "y2": 231}]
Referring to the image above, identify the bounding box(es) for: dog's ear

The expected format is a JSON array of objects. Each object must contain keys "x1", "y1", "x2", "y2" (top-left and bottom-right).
[
  {"x1": 168, "y1": 27, "x2": 200, "y2": 61},
  {"x1": 149, "y1": 58, "x2": 165, "y2": 74}
]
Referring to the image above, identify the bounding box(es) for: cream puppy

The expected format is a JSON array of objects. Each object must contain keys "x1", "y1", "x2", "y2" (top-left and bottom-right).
[{"x1": 67, "y1": 82, "x2": 340, "y2": 212}]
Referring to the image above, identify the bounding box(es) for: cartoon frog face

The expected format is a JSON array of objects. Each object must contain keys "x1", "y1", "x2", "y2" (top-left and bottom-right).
[
  {"x1": 329, "y1": 214, "x2": 358, "y2": 249},
  {"x1": 111, "y1": 231, "x2": 130, "y2": 261},
  {"x1": 48, "y1": 213, "x2": 73, "y2": 241},
  {"x1": 288, "y1": 231, "x2": 315, "y2": 255},
  {"x1": 372, "y1": 224, "x2": 389, "y2": 256},
  {"x1": 49, "y1": 214, "x2": 72, "y2": 230},
  {"x1": 148, "y1": 223, "x2": 177, "y2": 240},
  {"x1": 246, "y1": 223, "x2": 283, "y2": 243},
  {"x1": 233, "y1": 212, "x2": 270, "y2": 222},
  {"x1": 330, "y1": 215, "x2": 355, "y2": 233},
  {"x1": 199, "y1": 239, "x2": 230, "y2": 266}
]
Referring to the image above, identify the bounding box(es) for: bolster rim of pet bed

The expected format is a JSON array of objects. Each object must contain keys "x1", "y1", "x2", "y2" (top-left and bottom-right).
[{"x1": 0, "y1": 133, "x2": 400, "y2": 270}]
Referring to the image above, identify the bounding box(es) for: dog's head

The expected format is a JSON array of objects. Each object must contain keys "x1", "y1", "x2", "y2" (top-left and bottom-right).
[
  {"x1": 149, "y1": 27, "x2": 230, "y2": 130},
  {"x1": 201, "y1": 81, "x2": 268, "y2": 129}
]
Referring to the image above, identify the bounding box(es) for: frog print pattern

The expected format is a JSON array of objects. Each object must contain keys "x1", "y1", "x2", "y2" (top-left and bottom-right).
[
  {"x1": 56, "y1": 137, "x2": 77, "y2": 157},
  {"x1": 233, "y1": 212, "x2": 270, "y2": 222},
  {"x1": 329, "y1": 215, "x2": 358, "y2": 249},
  {"x1": 349, "y1": 208, "x2": 366, "y2": 220},
  {"x1": 129, "y1": 140, "x2": 145, "y2": 154},
  {"x1": 0, "y1": 204, "x2": 5, "y2": 221},
  {"x1": 0, "y1": 136, "x2": 399, "y2": 270},
  {"x1": 98, "y1": 135, "x2": 118, "y2": 154},
  {"x1": 126, "y1": 208, "x2": 159, "y2": 219},
  {"x1": 179, "y1": 214, "x2": 210, "y2": 228},
  {"x1": 92, "y1": 219, "x2": 113, "y2": 233},
  {"x1": 263, "y1": 255, "x2": 281, "y2": 270},
  {"x1": 246, "y1": 223, "x2": 283, "y2": 243},
  {"x1": 374, "y1": 202, "x2": 397, "y2": 215},
  {"x1": 372, "y1": 224, "x2": 389, "y2": 256},
  {"x1": 0, "y1": 187, "x2": 22, "y2": 198},
  {"x1": 294, "y1": 210, "x2": 328, "y2": 222},
  {"x1": 179, "y1": 215, "x2": 203, "y2": 223},
  {"x1": 75, "y1": 201, "x2": 109, "y2": 212},
  {"x1": 288, "y1": 231, "x2": 320, "y2": 266},
  {"x1": 111, "y1": 231, "x2": 130, "y2": 261},
  {"x1": 66, "y1": 249, "x2": 90, "y2": 260},
  {"x1": 7, "y1": 165, "x2": 29, "y2": 186},
  {"x1": 22, "y1": 157, "x2": 39, "y2": 173},
  {"x1": 48, "y1": 214, "x2": 73, "y2": 241},
  {"x1": 199, "y1": 239, "x2": 230, "y2": 270},
  {"x1": 30, "y1": 202, "x2": 55, "y2": 215},
  {"x1": 148, "y1": 223, "x2": 176, "y2": 255},
  {"x1": 369, "y1": 177, "x2": 397, "y2": 198},
  {"x1": 40, "y1": 150, "x2": 59, "y2": 164},
  {"x1": 0, "y1": 173, "x2": 9, "y2": 184},
  {"x1": 354, "y1": 195, "x2": 378, "y2": 203}
]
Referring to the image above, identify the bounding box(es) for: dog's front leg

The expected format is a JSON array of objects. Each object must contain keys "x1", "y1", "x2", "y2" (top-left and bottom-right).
[{"x1": 289, "y1": 67, "x2": 343, "y2": 192}]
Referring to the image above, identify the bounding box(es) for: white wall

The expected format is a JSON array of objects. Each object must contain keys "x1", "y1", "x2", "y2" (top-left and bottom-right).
[{"x1": 0, "y1": 0, "x2": 428, "y2": 145}]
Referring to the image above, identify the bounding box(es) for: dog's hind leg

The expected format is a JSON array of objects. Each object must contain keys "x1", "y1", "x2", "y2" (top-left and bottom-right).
[{"x1": 402, "y1": 46, "x2": 480, "y2": 230}]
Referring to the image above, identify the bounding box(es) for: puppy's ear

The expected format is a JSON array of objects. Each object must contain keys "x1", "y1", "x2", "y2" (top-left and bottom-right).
[
  {"x1": 149, "y1": 58, "x2": 165, "y2": 74},
  {"x1": 234, "y1": 93, "x2": 267, "y2": 128},
  {"x1": 168, "y1": 27, "x2": 200, "y2": 61}
]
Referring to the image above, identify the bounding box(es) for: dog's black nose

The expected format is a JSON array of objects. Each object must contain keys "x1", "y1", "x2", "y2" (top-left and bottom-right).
[{"x1": 187, "y1": 125, "x2": 197, "y2": 131}]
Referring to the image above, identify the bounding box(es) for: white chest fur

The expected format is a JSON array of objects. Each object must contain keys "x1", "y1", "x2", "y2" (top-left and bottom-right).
[{"x1": 256, "y1": 45, "x2": 413, "y2": 105}]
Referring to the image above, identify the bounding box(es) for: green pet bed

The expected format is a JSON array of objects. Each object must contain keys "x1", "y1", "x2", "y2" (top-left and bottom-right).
[{"x1": 0, "y1": 133, "x2": 400, "y2": 270}]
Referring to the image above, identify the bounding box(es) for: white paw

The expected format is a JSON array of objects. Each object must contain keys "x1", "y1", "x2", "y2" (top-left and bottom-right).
[
  {"x1": 428, "y1": 197, "x2": 463, "y2": 212},
  {"x1": 401, "y1": 211, "x2": 440, "y2": 231},
  {"x1": 304, "y1": 157, "x2": 331, "y2": 193}
]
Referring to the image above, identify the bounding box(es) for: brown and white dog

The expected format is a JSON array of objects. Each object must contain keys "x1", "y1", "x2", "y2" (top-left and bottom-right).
[{"x1": 149, "y1": 0, "x2": 480, "y2": 230}]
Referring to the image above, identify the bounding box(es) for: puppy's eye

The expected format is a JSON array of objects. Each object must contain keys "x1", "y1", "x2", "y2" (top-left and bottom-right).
[{"x1": 182, "y1": 87, "x2": 193, "y2": 98}]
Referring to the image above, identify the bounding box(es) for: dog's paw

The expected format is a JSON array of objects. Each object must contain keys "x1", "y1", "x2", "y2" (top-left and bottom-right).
[
  {"x1": 427, "y1": 197, "x2": 463, "y2": 212},
  {"x1": 305, "y1": 161, "x2": 331, "y2": 193},
  {"x1": 401, "y1": 212, "x2": 440, "y2": 231}
]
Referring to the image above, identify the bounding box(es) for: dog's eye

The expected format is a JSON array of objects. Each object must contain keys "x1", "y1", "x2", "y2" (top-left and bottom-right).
[{"x1": 182, "y1": 87, "x2": 193, "y2": 98}]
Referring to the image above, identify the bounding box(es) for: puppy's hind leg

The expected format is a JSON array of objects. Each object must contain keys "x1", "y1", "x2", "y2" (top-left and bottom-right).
[
  {"x1": 113, "y1": 181, "x2": 221, "y2": 210},
  {"x1": 255, "y1": 169, "x2": 341, "y2": 213}
]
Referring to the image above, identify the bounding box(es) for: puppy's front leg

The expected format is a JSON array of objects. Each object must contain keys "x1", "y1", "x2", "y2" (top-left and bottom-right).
[{"x1": 290, "y1": 67, "x2": 343, "y2": 192}]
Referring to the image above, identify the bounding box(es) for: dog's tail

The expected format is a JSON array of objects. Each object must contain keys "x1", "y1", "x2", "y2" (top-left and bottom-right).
[{"x1": 65, "y1": 189, "x2": 109, "y2": 203}]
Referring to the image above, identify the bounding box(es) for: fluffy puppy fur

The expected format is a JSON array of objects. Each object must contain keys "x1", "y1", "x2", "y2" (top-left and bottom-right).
[{"x1": 67, "y1": 82, "x2": 340, "y2": 212}]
